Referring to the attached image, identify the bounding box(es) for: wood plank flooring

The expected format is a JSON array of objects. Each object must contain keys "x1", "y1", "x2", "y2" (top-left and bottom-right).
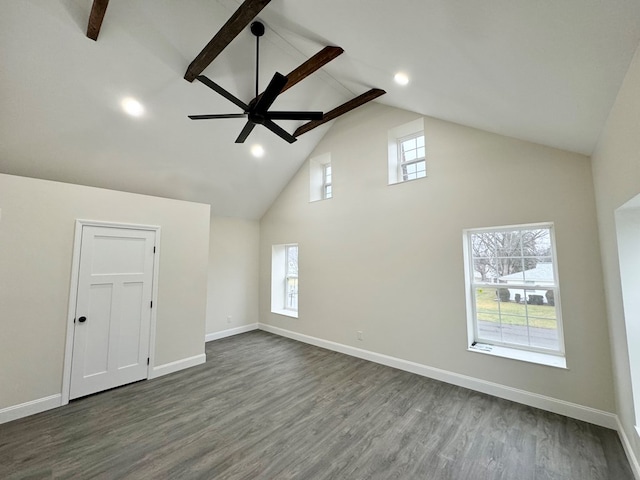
[{"x1": 0, "y1": 331, "x2": 633, "y2": 479}]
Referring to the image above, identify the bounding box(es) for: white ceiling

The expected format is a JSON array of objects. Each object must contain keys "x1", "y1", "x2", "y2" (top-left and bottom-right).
[{"x1": 1, "y1": 0, "x2": 639, "y2": 219}]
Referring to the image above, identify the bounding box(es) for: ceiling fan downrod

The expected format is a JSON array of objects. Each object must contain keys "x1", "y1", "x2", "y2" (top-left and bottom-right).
[{"x1": 251, "y1": 21, "x2": 265, "y2": 101}]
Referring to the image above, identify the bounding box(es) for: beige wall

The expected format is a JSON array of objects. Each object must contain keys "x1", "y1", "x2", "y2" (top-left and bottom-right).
[
  {"x1": 592, "y1": 44, "x2": 640, "y2": 459},
  {"x1": 0, "y1": 174, "x2": 210, "y2": 409},
  {"x1": 260, "y1": 103, "x2": 615, "y2": 412},
  {"x1": 206, "y1": 217, "x2": 259, "y2": 334}
]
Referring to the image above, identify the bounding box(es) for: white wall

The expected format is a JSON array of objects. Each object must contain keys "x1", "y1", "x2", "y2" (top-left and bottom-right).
[
  {"x1": 260, "y1": 103, "x2": 614, "y2": 413},
  {"x1": 0, "y1": 174, "x2": 210, "y2": 410},
  {"x1": 206, "y1": 217, "x2": 259, "y2": 335},
  {"x1": 592, "y1": 43, "x2": 640, "y2": 463}
]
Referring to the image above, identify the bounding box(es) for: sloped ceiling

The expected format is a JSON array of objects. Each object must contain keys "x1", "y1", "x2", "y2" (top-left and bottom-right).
[{"x1": 1, "y1": 0, "x2": 639, "y2": 219}]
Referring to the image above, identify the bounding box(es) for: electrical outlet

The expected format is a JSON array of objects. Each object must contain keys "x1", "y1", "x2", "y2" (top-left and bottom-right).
[
  {"x1": 357, "y1": 330, "x2": 363, "y2": 341},
  {"x1": 226, "y1": 315, "x2": 232, "y2": 324}
]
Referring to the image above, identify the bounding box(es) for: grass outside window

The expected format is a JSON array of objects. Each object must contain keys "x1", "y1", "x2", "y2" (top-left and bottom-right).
[{"x1": 475, "y1": 288, "x2": 557, "y2": 330}]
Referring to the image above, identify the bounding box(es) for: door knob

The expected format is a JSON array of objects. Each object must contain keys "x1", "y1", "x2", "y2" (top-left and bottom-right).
[{"x1": 78, "y1": 316, "x2": 87, "y2": 323}]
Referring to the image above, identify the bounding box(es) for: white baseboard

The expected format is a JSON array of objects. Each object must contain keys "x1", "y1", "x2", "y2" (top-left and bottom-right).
[
  {"x1": 205, "y1": 323, "x2": 259, "y2": 342},
  {"x1": 148, "y1": 353, "x2": 206, "y2": 380},
  {"x1": 0, "y1": 394, "x2": 62, "y2": 425},
  {"x1": 617, "y1": 418, "x2": 640, "y2": 480},
  {"x1": 258, "y1": 324, "x2": 617, "y2": 430}
]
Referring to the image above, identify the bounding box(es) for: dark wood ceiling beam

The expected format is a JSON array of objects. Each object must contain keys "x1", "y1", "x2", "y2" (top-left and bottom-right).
[
  {"x1": 281, "y1": 46, "x2": 344, "y2": 94},
  {"x1": 251, "y1": 46, "x2": 344, "y2": 105},
  {"x1": 86, "y1": 0, "x2": 110, "y2": 41},
  {"x1": 293, "y1": 88, "x2": 386, "y2": 137},
  {"x1": 184, "y1": 0, "x2": 271, "y2": 82}
]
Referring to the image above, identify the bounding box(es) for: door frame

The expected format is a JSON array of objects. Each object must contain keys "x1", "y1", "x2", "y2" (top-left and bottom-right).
[{"x1": 61, "y1": 220, "x2": 161, "y2": 406}]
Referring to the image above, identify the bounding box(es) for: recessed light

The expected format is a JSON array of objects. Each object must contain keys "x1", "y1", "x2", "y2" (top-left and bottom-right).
[
  {"x1": 394, "y1": 72, "x2": 409, "y2": 86},
  {"x1": 251, "y1": 144, "x2": 265, "y2": 158},
  {"x1": 121, "y1": 97, "x2": 144, "y2": 117}
]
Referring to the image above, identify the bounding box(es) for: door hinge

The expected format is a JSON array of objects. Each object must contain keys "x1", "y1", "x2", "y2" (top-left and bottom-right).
[
  {"x1": 147, "y1": 358, "x2": 150, "y2": 365},
  {"x1": 150, "y1": 300, "x2": 153, "y2": 308},
  {"x1": 153, "y1": 246, "x2": 156, "y2": 253}
]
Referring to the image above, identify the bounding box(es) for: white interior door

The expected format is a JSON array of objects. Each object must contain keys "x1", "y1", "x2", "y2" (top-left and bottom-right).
[{"x1": 69, "y1": 225, "x2": 156, "y2": 400}]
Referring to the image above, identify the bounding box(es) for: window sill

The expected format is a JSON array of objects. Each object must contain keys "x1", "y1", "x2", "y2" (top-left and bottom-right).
[
  {"x1": 271, "y1": 308, "x2": 298, "y2": 319},
  {"x1": 388, "y1": 176, "x2": 427, "y2": 186},
  {"x1": 468, "y1": 343, "x2": 567, "y2": 369}
]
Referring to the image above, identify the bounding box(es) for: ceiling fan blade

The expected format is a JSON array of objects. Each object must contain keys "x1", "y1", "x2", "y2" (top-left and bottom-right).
[
  {"x1": 184, "y1": 0, "x2": 271, "y2": 82},
  {"x1": 196, "y1": 76, "x2": 250, "y2": 111},
  {"x1": 235, "y1": 121, "x2": 257, "y2": 143},
  {"x1": 263, "y1": 119, "x2": 297, "y2": 144},
  {"x1": 294, "y1": 88, "x2": 386, "y2": 137},
  {"x1": 253, "y1": 72, "x2": 287, "y2": 114},
  {"x1": 266, "y1": 111, "x2": 323, "y2": 121},
  {"x1": 189, "y1": 114, "x2": 248, "y2": 120}
]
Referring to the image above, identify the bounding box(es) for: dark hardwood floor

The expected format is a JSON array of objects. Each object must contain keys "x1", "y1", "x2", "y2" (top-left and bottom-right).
[{"x1": 0, "y1": 331, "x2": 633, "y2": 479}]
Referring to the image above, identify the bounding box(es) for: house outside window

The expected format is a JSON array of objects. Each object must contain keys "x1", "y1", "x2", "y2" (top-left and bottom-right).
[{"x1": 463, "y1": 223, "x2": 565, "y2": 364}]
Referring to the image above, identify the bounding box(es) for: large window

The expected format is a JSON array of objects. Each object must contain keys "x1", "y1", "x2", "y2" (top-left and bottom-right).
[
  {"x1": 271, "y1": 243, "x2": 298, "y2": 318},
  {"x1": 464, "y1": 223, "x2": 565, "y2": 363}
]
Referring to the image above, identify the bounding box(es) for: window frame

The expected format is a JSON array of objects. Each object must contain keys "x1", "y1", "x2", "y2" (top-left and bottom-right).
[
  {"x1": 463, "y1": 222, "x2": 566, "y2": 364},
  {"x1": 397, "y1": 132, "x2": 426, "y2": 182},
  {"x1": 322, "y1": 163, "x2": 332, "y2": 199},
  {"x1": 387, "y1": 118, "x2": 425, "y2": 185},
  {"x1": 284, "y1": 244, "x2": 298, "y2": 312},
  {"x1": 271, "y1": 243, "x2": 298, "y2": 318},
  {"x1": 309, "y1": 153, "x2": 332, "y2": 202}
]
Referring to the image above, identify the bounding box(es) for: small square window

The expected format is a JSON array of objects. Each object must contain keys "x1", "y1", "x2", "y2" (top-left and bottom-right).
[
  {"x1": 398, "y1": 133, "x2": 426, "y2": 182},
  {"x1": 388, "y1": 118, "x2": 426, "y2": 185}
]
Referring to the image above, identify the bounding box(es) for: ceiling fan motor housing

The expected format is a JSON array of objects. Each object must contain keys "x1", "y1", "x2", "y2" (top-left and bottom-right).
[{"x1": 250, "y1": 21, "x2": 265, "y2": 37}]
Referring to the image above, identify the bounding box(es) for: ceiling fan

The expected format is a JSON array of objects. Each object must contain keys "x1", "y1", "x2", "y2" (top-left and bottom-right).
[
  {"x1": 188, "y1": 21, "x2": 323, "y2": 144},
  {"x1": 185, "y1": 0, "x2": 386, "y2": 142}
]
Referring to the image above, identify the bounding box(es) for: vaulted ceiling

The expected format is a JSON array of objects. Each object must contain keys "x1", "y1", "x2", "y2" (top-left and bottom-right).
[{"x1": 1, "y1": 1, "x2": 639, "y2": 219}]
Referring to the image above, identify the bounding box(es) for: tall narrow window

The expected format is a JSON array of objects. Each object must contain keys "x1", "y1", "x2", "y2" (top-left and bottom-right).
[
  {"x1": 310, "y1": 153, "x2": 332, "y2": 202},
  {"x1": 285, "y1": 244, "x2": 298, "y2": 311},
  {"x1": 464, "y1": 223, "x2": 565, "y2": 363},
  {"x1": 271, "y1": 243, "x2": 298, "y2": 318},
  {"x1": 398, "y1": 133, "x2": 426, "y2": 181},
  {"x1": 323, "y1": 163, "x2": 332, "y2": 199}
]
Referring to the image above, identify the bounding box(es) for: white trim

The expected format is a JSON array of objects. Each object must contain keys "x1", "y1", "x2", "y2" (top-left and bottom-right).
[
  {"x1": 462, "y1": 223, "x2": 566, "y2": 358},
  {"x1": 387, "y1": 117, "x2": 424, "y2": 185},
  {"x1": 619, "y1": 419, "x2": 640, "y2": 480},
  {"x1": 62, "y1": 220, "x2": 161, "y2": 405},
  {"x1": 468, "y1": 344, "x2": 567, "y2": 369},
  {"x1": 258, "y1": 323, "x2": 616, "y2": 429},
  {"x1": 205, "y1": 324, "x2": 259, "y2": 342},
  {"x1": 0, "y1": 394, "x2": 62, "y2": 425},
  {"x1": 148, "y1": 353, "x2": 206, "y2": 380}
]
